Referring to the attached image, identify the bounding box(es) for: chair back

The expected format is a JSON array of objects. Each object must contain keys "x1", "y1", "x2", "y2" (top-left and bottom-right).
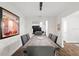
[
  {"x1": 52, "y1": 35, "x2": 58, "y2": 43},
  {"x1": 21, "y1": 34, "x2": 30, "y2": 46},
  {"x1": 48, "y1": 33, "x2": 58, "y2": 43},
  {"x1": 34, "y1": 31, "x2": 43, "y2": 36},
  {"x1": 26, "y1": 34, "x2": 30, "y2": 40},
  {"x1": 32, "y1": 26, "x2": 42, "y2": 34},
  {"x1": 48, "y1": 33, "x2": 53, "y2": 39}
]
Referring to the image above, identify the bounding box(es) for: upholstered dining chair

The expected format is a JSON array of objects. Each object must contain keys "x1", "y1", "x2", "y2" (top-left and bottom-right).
[
  {"x1": 26, "y1": 34, "x2": 30, "y2": 40},
  {"x1": 21, "y1": 34, "x2": 30, "y2": 46},
  {"x1": 21, "y1": 34, "x2": 30, "y2": 55},
  {"x1": 34, "y1": 31, "x2": 43, "y2": 36},
  {"x1": 48, "y1": 33, "x2": 58, "y2": 43},
  {"x1": 48, "y1": 33, "x2": 52, "y2": 39}
]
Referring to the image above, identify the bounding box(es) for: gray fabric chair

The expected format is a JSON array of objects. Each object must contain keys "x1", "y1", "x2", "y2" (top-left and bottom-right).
[
  {"x1": 26, "y1": 34, "x2": 30, "y2": 40},
  {"x1": 48, "y1": 33, "x2": 52, "y2": 39},
  {"x1": 51, "y1": 35, "x2": 58, "y2": 43},
  {"x1": 21, "y1": 34, "x2": 30, "y2": 46},
  {"x1": 25, "y1": 46, "x2": 55, "y2": 56},
  {"x1": 48, "y1": 33, "x2": 58, "y2": 43},
  {"x1": 34, "y1": 31, "x2": 43, "y2": 36}
]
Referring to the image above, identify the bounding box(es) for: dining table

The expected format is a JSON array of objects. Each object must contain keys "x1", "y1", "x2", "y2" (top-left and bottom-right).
[
  {"x1": 23, "y1": 35, "x2": 59, "y2": 48},
  {"x1": 22, "y1": 35, "x2": 59, "y2": 56}
]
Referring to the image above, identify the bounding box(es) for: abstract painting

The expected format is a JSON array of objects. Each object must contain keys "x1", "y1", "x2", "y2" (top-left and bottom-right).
[{"x1": 0, "y1": 7, "x2": 19, "y2": 39}]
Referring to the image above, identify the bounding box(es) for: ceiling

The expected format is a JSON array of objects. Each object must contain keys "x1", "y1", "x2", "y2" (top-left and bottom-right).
[{"x1": 11, "y1": 2, "x2": 79, "y2": 17}]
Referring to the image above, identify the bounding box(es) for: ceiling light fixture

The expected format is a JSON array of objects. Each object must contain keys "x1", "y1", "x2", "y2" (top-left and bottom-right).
[{"x1": 40, "y1": 2, "x2": 43, "y2": 11}]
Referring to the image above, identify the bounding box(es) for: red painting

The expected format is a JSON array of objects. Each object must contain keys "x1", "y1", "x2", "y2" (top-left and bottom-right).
[{"x1": 1, "y1": 9, "x2": 19, "y2": 38}]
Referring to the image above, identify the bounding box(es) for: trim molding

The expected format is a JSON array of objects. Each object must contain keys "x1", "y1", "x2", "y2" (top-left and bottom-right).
[{"x1": 65, "y1": 41, "x2": 79, "y2": 43}]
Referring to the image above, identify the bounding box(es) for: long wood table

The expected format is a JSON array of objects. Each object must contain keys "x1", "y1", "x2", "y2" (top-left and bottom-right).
[
  {"x1": 23, "y1": 35, "x2": 59, "y2": 48},
  {"x1": 22, "y1": 35, "x2": 59, "y2": 56}
]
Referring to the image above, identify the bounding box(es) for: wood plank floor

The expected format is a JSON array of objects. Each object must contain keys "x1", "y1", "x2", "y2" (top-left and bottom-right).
[
  {"x1": 13, "y1": 43, "x2": 79, "y2": 56},
  {"x1": 56, "y1": 43, "x2": 79, "y2": 56}
]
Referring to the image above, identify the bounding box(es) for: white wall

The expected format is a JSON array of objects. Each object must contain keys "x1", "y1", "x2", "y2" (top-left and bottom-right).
[
  {"x1": 48, "y1": 17, "x2": 57, "y2": 35},
  {"x1": 56, "y1": 16, "x2": 64, "y2": 47},
  {"x1": 63, "y1": 11, "x2": 79, "y2": 43},
  {"x1": 0, "y1": 3, "x2": 27, "y2": 55}
]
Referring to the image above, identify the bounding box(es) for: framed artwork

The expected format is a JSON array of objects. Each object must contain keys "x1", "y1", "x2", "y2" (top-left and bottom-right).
[{"x1": 0, "y1": 7, "x2": 19, "y2": 39}]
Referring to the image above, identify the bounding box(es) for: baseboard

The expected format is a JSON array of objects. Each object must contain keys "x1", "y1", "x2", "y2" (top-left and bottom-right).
[{"x1": 65, "y1": 41, "x2": 79, "y2": 44}]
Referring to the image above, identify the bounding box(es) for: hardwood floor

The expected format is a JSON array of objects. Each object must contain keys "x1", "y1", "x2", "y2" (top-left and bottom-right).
[
  {"x1": 56, "y1": 43, "x2": 79, "y2": 56},
  {"x1": 12, "y1": 43, "x2": 79, "y2": 56}
]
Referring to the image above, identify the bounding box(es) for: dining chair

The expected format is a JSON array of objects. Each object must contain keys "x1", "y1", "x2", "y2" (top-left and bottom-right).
[
  {"x1": 48, "y1": 33, "x2": 58, "y2": 43},
  {"x1": 34, "y1": 31, "x2": 43, "y2": 36},
  {"x1": 48, "y1": 33, "x2": 52, "y2": 39},
  {"x1": 32, "y1": 26, "x2": 42, "y2": 34},
  {"x1": 21, "y1": 34, "x2": 30, "y2": 55},
  {"x1": 21, "y1": 34, "x2": 30, "y2": 46},
  {"x1": 26, "y1": 34, "x2": 30, "y2": 40}
]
